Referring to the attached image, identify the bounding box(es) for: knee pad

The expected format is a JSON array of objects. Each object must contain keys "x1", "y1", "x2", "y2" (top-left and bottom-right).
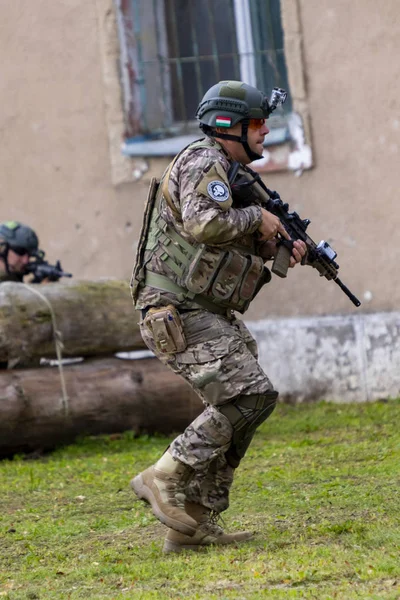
[{"x1": 218, "y1": 390, "x2": 278, "y2": 468}]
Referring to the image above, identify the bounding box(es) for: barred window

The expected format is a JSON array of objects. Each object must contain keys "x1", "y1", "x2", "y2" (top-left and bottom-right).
[{"x1": 116, "y1": 0, "x2": 292, "y2": 155}]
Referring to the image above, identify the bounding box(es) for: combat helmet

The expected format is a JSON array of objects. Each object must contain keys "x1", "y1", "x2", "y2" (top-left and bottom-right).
[
  {"x1": 0, "y1": 221, "x2": 40, "y2": 264},
  {"x1": 196, "y1": 80, "x2": 286, "y2": 162}
]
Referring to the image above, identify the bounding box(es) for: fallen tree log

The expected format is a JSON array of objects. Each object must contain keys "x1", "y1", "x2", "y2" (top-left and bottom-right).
[
  {"x1": 0, "y1": 280, "x2": 145, "y2": 364},
  {"x1": 0, "y1": 356, "x2": 203, "y2": 457}
]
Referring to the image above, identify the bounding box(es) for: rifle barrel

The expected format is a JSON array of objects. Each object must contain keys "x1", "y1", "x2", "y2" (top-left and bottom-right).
[{"x1": 334, "y1": 277, "x2": 361, "y2": 307}]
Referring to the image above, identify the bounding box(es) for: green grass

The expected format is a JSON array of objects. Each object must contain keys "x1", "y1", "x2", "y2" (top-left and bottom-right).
[{"x1": 1, "y1": 400, "x2": 399, "y2": 599}]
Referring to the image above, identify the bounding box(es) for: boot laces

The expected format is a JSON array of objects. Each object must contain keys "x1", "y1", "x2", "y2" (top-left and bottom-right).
[
  {"x1": 164, "y1": 483, "x2": 186, "y2": 509},
  {"x1": 202, "y1": 510, "x2": 225, "y2": 536}
]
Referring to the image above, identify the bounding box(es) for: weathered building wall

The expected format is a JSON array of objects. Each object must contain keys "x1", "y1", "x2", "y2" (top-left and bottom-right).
[
  {"x1": 0, "y1": 0, "x2": 144, "y2": 280},
  {"x1": 257, "y1": 0, "x2": 400, "y2": 320},
  {"x1": 0, "y1": 0, "x2": 399, "y2": 320}
]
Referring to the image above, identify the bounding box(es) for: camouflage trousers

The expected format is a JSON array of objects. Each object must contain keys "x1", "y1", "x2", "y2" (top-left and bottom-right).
[{"x1": 139, "y1": 308, "x2": 275, "y2": 513}]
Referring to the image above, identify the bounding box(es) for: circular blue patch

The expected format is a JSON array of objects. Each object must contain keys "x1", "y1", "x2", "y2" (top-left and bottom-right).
[{"x1": 207, "y1": 180, "x2": 230, "y2": 202}]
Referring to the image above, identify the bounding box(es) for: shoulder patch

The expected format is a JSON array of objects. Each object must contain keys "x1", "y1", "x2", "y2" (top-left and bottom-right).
[
  {"x1": 194, "y1": 161, "x2": 232, "y2": 211},
  {"x1": 207, "y1": 180, "x2": 229, "y2": 202}
]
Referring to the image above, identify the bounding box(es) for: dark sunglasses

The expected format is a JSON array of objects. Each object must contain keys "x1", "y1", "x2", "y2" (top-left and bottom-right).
[{"x1": 11, "y1": 246, "x2": 30, "y2": 256}]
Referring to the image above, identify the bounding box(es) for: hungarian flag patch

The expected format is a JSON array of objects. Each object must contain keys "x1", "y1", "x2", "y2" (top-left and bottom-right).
[{"x1": 215, "y1": 116, "x2": 232, "y2": 127}]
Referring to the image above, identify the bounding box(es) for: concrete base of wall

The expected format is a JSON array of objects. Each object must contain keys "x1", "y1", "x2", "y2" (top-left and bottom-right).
[{"x1": 247, "y1": 312, "x2": 400, "y2": 403}]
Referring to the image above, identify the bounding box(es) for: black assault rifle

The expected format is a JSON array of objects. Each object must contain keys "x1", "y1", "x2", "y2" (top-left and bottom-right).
[
  {"x1": 25, "y1": 257, "x2": 73, "y2": 284},
  {"x1": 228, "y1": 162, "x2": 361, "y2": 307}
]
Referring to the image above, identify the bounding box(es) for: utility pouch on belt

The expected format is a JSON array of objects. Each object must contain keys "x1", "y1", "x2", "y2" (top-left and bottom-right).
[{"x1": 144, "y1": 304, "x2": 187, "y2": 354}]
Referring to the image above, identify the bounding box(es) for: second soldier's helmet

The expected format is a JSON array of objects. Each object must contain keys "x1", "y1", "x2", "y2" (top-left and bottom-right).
[{"x1": 0, "y1": 221, "x2": 40, "y2": 256}]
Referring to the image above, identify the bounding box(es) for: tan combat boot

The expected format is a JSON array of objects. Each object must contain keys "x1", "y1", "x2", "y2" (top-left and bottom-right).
[
  {"x1": 162, "y1": 501, "x2": 253, "y2": 553},
  {"x1": 130, "y1": 451, "x2": 197, "y2": 537}
]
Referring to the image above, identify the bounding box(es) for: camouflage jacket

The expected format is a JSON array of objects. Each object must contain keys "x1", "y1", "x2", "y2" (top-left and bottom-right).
[
  {"x1": 135, "y1": 137, "x2": 266, "y2": 311},
  {"x1": 0, "y1": 271, "x2": 21, "y2": 283}
]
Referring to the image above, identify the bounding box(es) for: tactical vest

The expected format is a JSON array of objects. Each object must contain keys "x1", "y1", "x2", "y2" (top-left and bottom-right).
[{"x1": 131, "y1": 139, "x2": 270, "y2": 315}]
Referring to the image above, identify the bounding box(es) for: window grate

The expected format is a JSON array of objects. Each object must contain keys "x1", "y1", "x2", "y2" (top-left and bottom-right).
[{"x1": 117, "y1": 0, "x2": 291, "y2": 141}]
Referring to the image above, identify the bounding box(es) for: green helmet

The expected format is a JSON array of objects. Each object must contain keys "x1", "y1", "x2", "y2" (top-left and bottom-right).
[
  {"x1": 196, "y1": 80, "x2": 271, "y2": 129},
  {"x1": 196, "y1": 80, "x2": 274, "y2": 162},
  {"x1": 0, "y1": 221, "x2": 39, "y2": 256}
]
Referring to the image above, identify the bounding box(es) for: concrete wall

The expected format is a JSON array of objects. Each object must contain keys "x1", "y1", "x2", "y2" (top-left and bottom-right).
[
  {"x1": 1, "y1": 0, "x2": 399, "y2": 321},
  {"x1": 249, "y1": 311, "x2": 400, "y2": 403}
]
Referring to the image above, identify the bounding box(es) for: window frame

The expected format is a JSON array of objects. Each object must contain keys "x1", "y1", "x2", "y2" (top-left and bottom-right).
[
  {"x1": 95, "y1": 0, "x2": 312, "y2": 184},
  {"x1": 117, "y1": 0, "x2": 293, "y2": 154}
]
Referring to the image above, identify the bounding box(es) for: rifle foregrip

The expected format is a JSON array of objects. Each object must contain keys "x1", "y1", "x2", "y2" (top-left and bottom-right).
[{"x1": 272, "y1": 244, "x2": 291, "y2": 278}]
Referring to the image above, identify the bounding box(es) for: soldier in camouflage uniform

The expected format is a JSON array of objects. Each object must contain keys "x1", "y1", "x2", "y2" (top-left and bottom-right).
[
  {"x1": 0, "y1": 221, "x2": 40, "y2": 283},
  {"x1": 130, "y1": 81, "x2": 306, "y2": 553}
]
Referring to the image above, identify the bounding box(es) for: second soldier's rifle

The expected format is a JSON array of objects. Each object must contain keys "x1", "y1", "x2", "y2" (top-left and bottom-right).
[
  {"x1": 228, "y1": 162, "x2": 361, "y2": 307},
  {"x1": 25, "y1": 255, "x2": 73, "y2": 284}
]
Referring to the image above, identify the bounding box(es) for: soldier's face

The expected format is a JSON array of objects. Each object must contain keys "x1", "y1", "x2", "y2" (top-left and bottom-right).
[
  {"x1": 7, "y1": 248, "x2": 30, "y2": 274},
  {"x1": 215, "y1": 120, "x2": 269, "y2": 164},
  {"x1": 246, "y1": 119, "x2": 270, "y2": 158}
]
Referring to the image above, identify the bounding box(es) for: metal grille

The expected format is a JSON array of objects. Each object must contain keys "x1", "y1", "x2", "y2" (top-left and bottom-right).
[{"x1": 118, "y1": 0, "x2": 291, "y2": 139}]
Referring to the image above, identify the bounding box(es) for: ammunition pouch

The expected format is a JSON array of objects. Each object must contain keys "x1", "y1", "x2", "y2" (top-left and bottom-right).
[
  {"x1": 218, "y1": 391, "x2": 278, "y2": 468},
  {"x1": 183, "y1": 245, "x2": 270, "y2": 314}
]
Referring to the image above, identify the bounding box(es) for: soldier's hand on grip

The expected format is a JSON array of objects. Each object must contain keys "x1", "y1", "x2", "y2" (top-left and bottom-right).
[
  {"x1": 258, "y1": 207, "x2": 289, "y2": 242},
  {"x1": 289, "y1": 240, "x2": 307, "y2": 268}
]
